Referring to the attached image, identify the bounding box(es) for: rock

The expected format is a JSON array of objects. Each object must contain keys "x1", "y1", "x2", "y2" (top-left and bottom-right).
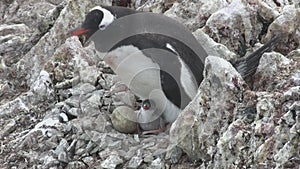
[
  {"x1": 123, "y1": 146, "x2": 140, "y2": 160},
  {"x1": 165, "y1": 146, "x2": 182, "y2": 164},
  {"x1": 284, "y1": 86, "x2": 300, "y2": 102},
  {"x1": 136, "y1": 0, "x2": 166, "y2": 13},
  {"x1": 65, "y1": 161, "x2": 87, "y2": 169},
  {"x1": 165, "y1": 0, "x2": 228, "y2": 30},
  {"x1": 85, "y1": 139, "x2": 98, "y2": 154},
  {"x1": 110, "y1": 82, "x2": 137, "y2": 108},
  {"x1": 170, "y1": 56, "x2": 247, "y2": 162},
  {"x1": 112, "y1": 0, "x2": 132, "y2": 7},
  {"x1": 197, "y1": 0, "x2": 229, "y2": 22},
  {"x1": 101, "y1": 154, "x2": 124, "y2": 169},
  {"x1": 193, "y1": 29, "x2": 237, "y2": 61},
  {"x1": 149, "y1": 158, "x2": 164, "y2": 169},
  {"x1": 204, "y1": 0, "x2": 261, "y2": 55},
  {"x1": 31, "y1": 70, "x2": 55, "y2": 103},
  {"x1": 13, "y1": 0, "x2": 109, "y2": 87},
  {"x1": 0, "y1": 80, "x2": 14, "y2": 104},
  {"x1": 82, "y1": 156, "x2": 95, "y2": 166},
  {"x1": 127, "y1": 156, "x2": 143, "y2": 168},
  {"x1": 169, "y1": 51, "x2": 300, "y2": 167},
  {"x1": 58, "y1": 151, "x2": 69, "y2": 163},
  {"x1": 111, "y1": 106, "x2": 138, "y2": 134},
  {"x1": 164, "y1": 0, "x2": 202, "y2": 31},
  {"x1": 143, "y1": 155, "x2": 154, "y2": 163},
  {"x1": 54, "y1": 138, "x2": 69, "y2": 155},
  {"x1": 42, "y1": 155, "x2": 60, "y2": 168},
  {"x1": 79, "y1": 91, "x2": 103, "y2": 116},
  {"x1": 253, "y1": 52, "x2": 294, "y2": 91},
  {"x1": 0, "y1": 24, "x2": 32, "y2": 65},
  {"x1": 67, "y1": 107, "x2": 81, "y2": 117},
  {"x1": 0, "y1": 119, "x2": 16, "y2": 139},
  {"x1": 265, "y1": 5, "x2": 300, "y2": 55},
  {"x1": 72, "y1": 115, "x2": 107, "y2": 134},
  {"x1": 257, "y1": 1, "x2": 280, "y2": 21}
]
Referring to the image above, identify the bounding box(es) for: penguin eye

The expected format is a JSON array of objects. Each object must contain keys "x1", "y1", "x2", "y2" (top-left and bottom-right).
[
  {"x1": 142, "y1": 100, "x2": 151, "y2": 110},
  {"x1": 99, "y1": 25, "x2": 105, "y2": 29}
]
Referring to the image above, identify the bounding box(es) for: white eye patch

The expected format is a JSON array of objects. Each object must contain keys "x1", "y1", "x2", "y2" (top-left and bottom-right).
[{"x1": 90, "y1": 6, "x2": 115, "y2": 30}]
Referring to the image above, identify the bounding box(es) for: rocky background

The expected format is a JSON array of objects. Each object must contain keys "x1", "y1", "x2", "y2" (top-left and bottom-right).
[{"x1": 0, "y1": 0, "x2": 300, "y2": 168}]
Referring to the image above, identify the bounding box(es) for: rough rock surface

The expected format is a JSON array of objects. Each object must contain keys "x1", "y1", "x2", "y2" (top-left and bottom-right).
[{"x1": 0, "y1": 0, "x2": 300, "y2": 169}]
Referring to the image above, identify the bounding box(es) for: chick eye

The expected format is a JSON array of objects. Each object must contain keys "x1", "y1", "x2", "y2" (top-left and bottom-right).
[{"x1": 142, "y1": 100, "x2": 151, "y2": 110}]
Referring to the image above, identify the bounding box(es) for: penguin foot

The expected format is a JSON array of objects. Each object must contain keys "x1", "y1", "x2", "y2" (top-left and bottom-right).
[{"x1": 141, "y1": 128, "x2": 164, "y2": 135}]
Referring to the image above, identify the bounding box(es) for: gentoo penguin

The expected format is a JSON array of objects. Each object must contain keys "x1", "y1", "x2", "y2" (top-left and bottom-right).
[{"x1": 70, "y1": 6, "x2": 279, "y2": 134}]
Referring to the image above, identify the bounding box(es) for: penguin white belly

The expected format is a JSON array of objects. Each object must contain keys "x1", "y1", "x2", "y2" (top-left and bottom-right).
[{"x1": 104, "y1": 45, "x2": 162, "y2": 100}]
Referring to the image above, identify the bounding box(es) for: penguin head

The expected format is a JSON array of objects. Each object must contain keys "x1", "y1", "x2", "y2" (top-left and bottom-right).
[
  {"x1": 141, "y1": 99, "x2": 156, "y2": 112},
  {"x1": 70, "y1": 6, "x2": 115, "y2": 44},
  {"x1": 139, "y1": 99, "x2": 161, "y2": 123}
]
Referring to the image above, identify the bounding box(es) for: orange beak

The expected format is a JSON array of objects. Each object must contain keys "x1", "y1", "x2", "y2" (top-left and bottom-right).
[
  {"x1": 69, "y1": 28, "x2": 90, "y2": 36},
  {"x1": 69, "y1": 28, "x2": 91, "y2": 45}
]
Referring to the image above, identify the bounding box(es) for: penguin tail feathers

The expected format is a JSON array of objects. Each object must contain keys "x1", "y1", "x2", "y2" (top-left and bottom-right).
[{"x1": 234, "y1": 35, "x2": 281, "y2": 79}]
